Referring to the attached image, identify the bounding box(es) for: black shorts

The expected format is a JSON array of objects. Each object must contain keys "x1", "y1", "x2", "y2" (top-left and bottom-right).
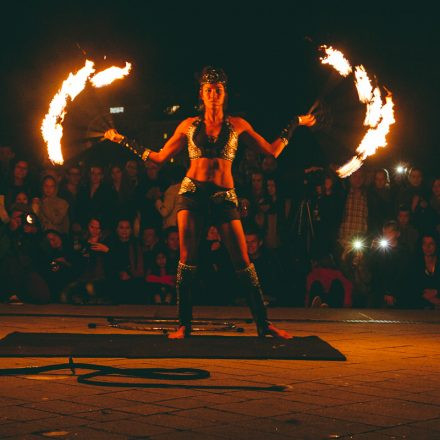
[{"x1": 176, "y1": 177, "x2": 240, "y2": 224}]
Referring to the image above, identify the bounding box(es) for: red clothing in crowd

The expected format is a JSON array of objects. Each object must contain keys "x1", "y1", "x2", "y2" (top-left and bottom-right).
[{"x1": 306, "y1": 267, "x2": 353, "y2": 307}]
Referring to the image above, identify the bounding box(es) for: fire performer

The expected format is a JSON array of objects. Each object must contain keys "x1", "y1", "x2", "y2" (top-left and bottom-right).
[{"x1": 104, "y1": 66, "x2": 315, "y2": 339}]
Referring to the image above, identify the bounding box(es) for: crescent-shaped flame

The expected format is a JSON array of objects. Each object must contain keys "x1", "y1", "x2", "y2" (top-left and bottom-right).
[
  {"x1": 42, "y1": 61, "x2": 131, "y2": 164},
  {"x1": 319, "y1": 45, "x2": 395, "y2": 178}
]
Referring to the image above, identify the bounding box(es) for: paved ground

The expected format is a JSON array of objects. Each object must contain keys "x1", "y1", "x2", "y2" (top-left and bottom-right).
[{"x1": 1, "y1": 304, "x2": 440, "y2": 439}]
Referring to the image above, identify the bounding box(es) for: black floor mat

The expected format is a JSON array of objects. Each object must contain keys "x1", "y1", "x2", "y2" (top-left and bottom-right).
[{"x1": 0, "y1": 332, "x2": 346, "y2": 360}]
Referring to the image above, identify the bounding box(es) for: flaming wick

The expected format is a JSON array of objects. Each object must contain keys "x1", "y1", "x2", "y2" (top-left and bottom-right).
[
  {"x1": 42, "y1": 60, "x2": 132, "y2": 164},
  {"x1": 319, "y1": 45, "x2": 395, "y2": 178}
]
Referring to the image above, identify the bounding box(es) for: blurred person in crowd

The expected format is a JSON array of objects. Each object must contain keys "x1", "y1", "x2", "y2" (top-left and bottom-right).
[
  {"x1": 238, "y1": 197, "x2": 254, "y2": 230},
  {"x1": 14, "y1": 191, "x2": 30, "y2": 206},
  {"x1": 155, "y1": 165, "x2": 186, "y2": 229},
  {"x1": 34, "y1": 175, "x2": 70, "y2": 234},
  {"x1": 338, "y1": 169, "x2": 369, "y2": 254},
  {"x1": 263, "y1": 176, "x2": 292, "y2": 253},
  {"x1": 137, "y1": 160, "x2": 163, "y2": 230},
  {"x1": 236, "y1": 146, "x2": 262, "y2": 191},
  {"x1": 0, "y1": 145, "x2": 15, "y2": 176},
  {"x1": 261, "y1": 155, "x2": 278, "y2": 182},
  {"x1": 197, "y1": 225, "x2": 236, "y2": 305},
  {"x1": 163, "y1": 226, "x2": 180, "y2": 275},
  {"x1": 108, "y1": 163, "x2": 136, "y2": 225},
  {"x1": 39, "y1": 166, "x2": 62, "y2": 185},
  {"x1": 369, "y1": 220, "x2": 411, "y2": 308},
  {"x1": 146, "y1": 249, "x2": 176, "y2": 304},
  {"x1": 396, "y1": 167, "x2": 429, "y2": 216},
  {"x1": 2, "y1": 159, "x2": 37, "y2": 211},
  {"x1": 77, "y1": 165, "x2": 112, "y2": 229},
  {"x1": 407, "y1": 173, "x2": 440, "y2": 234},
  {"x1": 244, "y1": 228, "x2": 288, "y2": 306},
  {"x1": 2, "y1": 191, "x2": 32, "y2": 224},
  {"x1": 396, "y1": 205, "x2": 419, "y2": 253},
  {"x1": 430, "y1": 177, "x2": 440, "y2": 218},
  {"x1": 125, "y1": 159, "x2": 143, "y2": 192},
  {"x1": 61, "y1": 217, "x2": 111, "y2": 304},
  {"x1": 59, "y1": 164, "x2": 83, "y2": 232},
  {"x1": 409, "y1": 232, "x2": 440, "y2": 309},
  {"x1": 108, "y1": 218, "x2": 145, "y2": 303},
  {"x1": 141, "y1": 225, "x2": 162, "y2": 272},
  {"x1": 242, "y1": 170, "x2": 269, "y2": 230},
  {"x1": 249, "y1": 170, "x2": 267, "y2": 208},
  {"x1": 367, "y1": 168, "x2": 394, "y2": 235},
  {"x1": 309, "y1": 169, "x2": 343, "y2": 260},
  {"x1": 0, "y1": 206, "x2": 50, "y2": 304},
  {"x1": 0, "y1": 193, "x2": 8, "y2": 223},
  {"x1": 336, "y1": 170, "x2": 371, "y2": 307},
  {"x1": 40, "y1": 229, "x2": 76, "y2": 301},
  {"x1": 420, "y1": 177, "x2": 440, "y2": 234},
  {"x1": 306, "y1": 254, "x2": 352, "y2": 308}
]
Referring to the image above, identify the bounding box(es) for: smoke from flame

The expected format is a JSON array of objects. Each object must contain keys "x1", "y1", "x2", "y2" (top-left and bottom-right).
[{"x1": 42, "y1": 60, "x2": 131, "y2": 164}]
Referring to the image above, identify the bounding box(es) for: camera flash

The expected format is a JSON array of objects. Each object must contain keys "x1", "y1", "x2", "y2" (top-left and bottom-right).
[
  {"x1": 395, "y1": 165, "x2": 406, "y2": 174},
  {"x1": 352, "y1": 239, "x2": 364, "y2": 251},
  {"x1": 379, "y1": 238, "x2": 389, "y2": 249}
]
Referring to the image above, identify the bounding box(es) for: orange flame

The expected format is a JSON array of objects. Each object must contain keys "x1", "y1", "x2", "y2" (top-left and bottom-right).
[
  {"x1": 319, "y1": 45, "x2": 352, "y2": 77},
  {"x1": 42, "y1": 61, "x2": 131, "y2": 164},
  {"x1": 364, "y1": 87, "x2": 383, "y2": 127},
  {"x1": 90, "y1": 62, "x2": 132, "y2": 88},
  {"x1": 354, "y1": 65, "x2": 373, "y2": 103},
  {"x1": 41, "y1": 60, "x2": 96, "y2": 164},
  {"x1": 337, "y1": 93, "x2": 395, "y2": 178},
  {"x1": 336, "y1": 157, "x2": 363, "y2": 177},
  {"x1": 356, "y1": 93, "x2": 395, "y2": 159},
  {"x1": 318, "y1": 46, "x2": 396, "y2": 178}
]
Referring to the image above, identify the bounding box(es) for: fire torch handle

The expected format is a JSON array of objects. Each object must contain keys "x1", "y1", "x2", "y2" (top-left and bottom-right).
[{"x1": 279, "y1": 117, "x2": 300, "y2": 145}]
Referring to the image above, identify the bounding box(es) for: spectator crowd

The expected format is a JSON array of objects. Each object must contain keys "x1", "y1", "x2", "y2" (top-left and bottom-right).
[{"x1": 1, "y1": 143, "x2": 439, "y2": 310}]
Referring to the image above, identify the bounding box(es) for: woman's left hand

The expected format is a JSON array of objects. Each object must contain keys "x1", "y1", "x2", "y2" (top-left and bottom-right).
[{"x1": 298, "y1": 114, "x2": 316, "y2": 127}]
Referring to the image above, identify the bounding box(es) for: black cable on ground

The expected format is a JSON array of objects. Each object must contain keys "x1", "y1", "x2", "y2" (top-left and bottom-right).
[{"x1": 0, "y1": 357, "x2": 287, "y2": 391}]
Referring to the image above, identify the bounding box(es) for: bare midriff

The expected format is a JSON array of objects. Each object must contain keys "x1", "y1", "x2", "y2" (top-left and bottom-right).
[{"x1": 185, "y1": 158, "x2": 234, "y2": 188}]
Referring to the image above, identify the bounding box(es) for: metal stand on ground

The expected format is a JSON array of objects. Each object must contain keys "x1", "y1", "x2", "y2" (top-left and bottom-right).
[
  {"x1": 87, "y1": 317, "x2": 244, "y2": 333},
  {"x1": 291, "y1": 197, "x2": 315, "y2": 257}
]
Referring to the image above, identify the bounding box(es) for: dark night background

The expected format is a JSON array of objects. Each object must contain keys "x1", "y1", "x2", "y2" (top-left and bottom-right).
[{"x1": 1, "y1": 2, "x2": 438, "y2": 176}]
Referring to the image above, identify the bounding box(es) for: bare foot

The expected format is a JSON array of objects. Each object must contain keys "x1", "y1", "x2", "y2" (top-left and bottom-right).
[
  {"x1": 167, "y1": 326, "x2": 189, "y2": 339},
  {"x1": 265, "y1": 323, "x2": 293, "y2": 339}
]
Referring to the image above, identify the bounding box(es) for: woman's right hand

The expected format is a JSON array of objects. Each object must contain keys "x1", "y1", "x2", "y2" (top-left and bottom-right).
[{"x1": 104, "y1": 129, "x2": 124, "y2": 143}]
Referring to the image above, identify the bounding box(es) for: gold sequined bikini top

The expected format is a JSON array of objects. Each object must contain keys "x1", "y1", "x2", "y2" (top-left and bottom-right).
[{"x1": 186, "y1": 117, "x2": 238, "y2": 161}]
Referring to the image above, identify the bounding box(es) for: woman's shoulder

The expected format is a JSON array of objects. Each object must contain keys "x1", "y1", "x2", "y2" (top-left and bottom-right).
[
  {"x1": 171, "y1": 117, "x2": 200, "y2": 137},
  {"x1": 180, "y1": 116, "x2": 200, "y2": 128},
  {"x1": 227, "y1": 115, "x2": 248, "y2": 126},
  {"x1": 226, "y1": 116, "x2": 252, "y2": 136}
]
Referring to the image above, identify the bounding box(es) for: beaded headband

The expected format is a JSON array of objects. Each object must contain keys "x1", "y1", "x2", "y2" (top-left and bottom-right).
[{"x1": 199, "y1": 66, "x2": 228, "y2": 86}]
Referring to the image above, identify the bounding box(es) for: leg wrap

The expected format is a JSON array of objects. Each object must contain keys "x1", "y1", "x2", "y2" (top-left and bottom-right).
[
  {"x1": 236, "y1": 263, "x2": 270, "y2": 337},
  {"x1": 176, "y1": 261, "x2": 197, "y2": 331}
]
